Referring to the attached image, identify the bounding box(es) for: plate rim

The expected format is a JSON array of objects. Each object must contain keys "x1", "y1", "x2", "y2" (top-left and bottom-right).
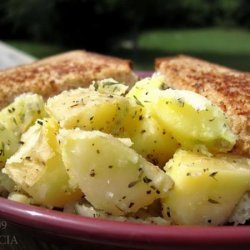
[{"x1": 1, "y1": 197, "x2": 250, "y2": 247}]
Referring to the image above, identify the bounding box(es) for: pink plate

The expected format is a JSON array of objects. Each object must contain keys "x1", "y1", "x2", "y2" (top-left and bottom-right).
[
  {"x1": 1, "y1": 197, "x2": 250, "y2": 249},
  {"x1": 0, "y1": 72, "x2": 249, "y2": 249}
]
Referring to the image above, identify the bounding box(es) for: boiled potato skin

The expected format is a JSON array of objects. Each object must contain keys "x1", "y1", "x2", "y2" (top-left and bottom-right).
[
  {"x1": 60, "y1": 129, "x2": 173, "y2": 215},
  {"x1": 162, "y1": 150, "x2": 250, "y2": 225}
]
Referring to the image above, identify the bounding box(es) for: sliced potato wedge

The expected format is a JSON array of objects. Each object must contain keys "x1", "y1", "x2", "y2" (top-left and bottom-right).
[
  {"x1": 60, "y1": 129, "x2": 173, "y2": 215},
  {"x1": 3, "y1": 118, "x2": 82, "y2": 207},
  {"x1": 162, "y1": 149, "x2": 250, "y2": 225}
]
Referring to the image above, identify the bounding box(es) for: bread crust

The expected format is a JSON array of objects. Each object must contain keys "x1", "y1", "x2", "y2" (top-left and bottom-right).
[
  {"x1": 0, "y1": 50, "x2": 137, "y2": 108},
  {"x1": 155, "y1": 55, "x2": 250, "y2": 157}
]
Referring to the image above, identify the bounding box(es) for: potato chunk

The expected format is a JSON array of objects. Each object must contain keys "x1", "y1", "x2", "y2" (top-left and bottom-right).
[
  {"x1": 0, "y1": 94, "x2": 46, "y2": 167},
  {"x1": 0, "y1": 122, "x2": 19, "y2": 168},
  {"x1": 122, "y1": 100, "x2": 178, "y2": 166},
  {"x1": 128, "y1": 75, "x2": 236, "y2": 153},
  {"x1": 3, "y1": 118, "x2": 82, "y2": 207},
  {"x1": 150, "y1": 89, "x2": 236, "y2": 153},
  {"x1": 47, "y1": 87, "x2": 178, "y2": 166},
  {"x1": 60, "y1": 129, "x2": 173, "y2": 215},
  {"x1": 127, "y1": 74, "x2": 168, "y2": 99},
  {"x1": 162, "y1": 149, "x2": 250, "y2": 225},
  {"x1": 46, "y1": 88, "x2": 128, "y2": 132}
]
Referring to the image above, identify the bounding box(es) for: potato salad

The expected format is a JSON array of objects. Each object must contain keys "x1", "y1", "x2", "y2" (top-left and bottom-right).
[{"x1": 1, "y1": 75, "x2": 249, "y2": 226}]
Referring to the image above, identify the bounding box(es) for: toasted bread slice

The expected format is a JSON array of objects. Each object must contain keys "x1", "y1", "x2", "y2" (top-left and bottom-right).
[
  {"x1": 0, "y1": 50, "x2": 137, "y2": 108},
  {"x1": 155, "y1": 55, "x2": 250, "y2": 157}
]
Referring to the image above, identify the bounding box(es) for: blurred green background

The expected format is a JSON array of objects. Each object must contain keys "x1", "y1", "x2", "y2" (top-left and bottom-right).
[{"x1": 1, "y1": 0, "x2": 250, "y2": 70}]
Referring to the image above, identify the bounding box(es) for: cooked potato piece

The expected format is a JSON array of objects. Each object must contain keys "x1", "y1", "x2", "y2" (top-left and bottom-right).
[
  {"x1": 122, "y1": 100, "x2": 178, "y2": 166},
  {"x1": 162, "y1": 149, "x2": 250, "y2": 225},
  {"x1": 60, "y1": 129, "x2": 173, "y2": 215},
  {"x1": 47, "y1": 87, "x2": 178, "y2": 166},
  {"x1": 128, "y1": 76, "x2": 236, "y2": 153},
  {"x1": 148, "y1": 89, "x2": 236, "y2": 153},
  {"x1": 0, "y1": 94, "x2": 46, "y2": 167},
  {"x1": 94, "y1": 78, "x2": 179, "y2": 165},
  {"x1": 8, "y1": 192, "x2": 31, "y2": 204},
  {"x1": 0, "y1": 93, "x2": 46, "y2": 133},
  {"x1": 3, "y1": 118, "x2": 82, "y2": 207},
  {"x1": 46, "y1": 88, "x2": 128, "y2": 133},
  {"x1": 127, "y1": 74, "x2": 168, "y2": 99},
  {"x1": 0, "y1": 122, "x2": 20, "y2": 168}
]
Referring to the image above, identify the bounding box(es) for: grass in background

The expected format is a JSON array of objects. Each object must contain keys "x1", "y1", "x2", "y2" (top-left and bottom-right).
[
  {"x1": 5, "y1": 28, "x2": 250, "y2": 71},
  {"x1": 113, "y1": 28, "x2": 250, "y2": 71},
  {"x1": 139, "y1": 29, "x2": 250, "y2": 53}
]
